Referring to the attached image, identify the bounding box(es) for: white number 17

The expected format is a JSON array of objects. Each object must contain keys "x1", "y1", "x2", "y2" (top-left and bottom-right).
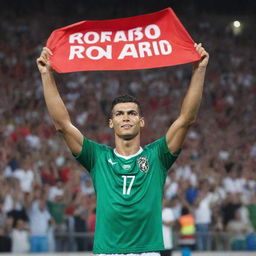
[{"x1": 122, "y1": 175, "x2": 135, "y2": 195}]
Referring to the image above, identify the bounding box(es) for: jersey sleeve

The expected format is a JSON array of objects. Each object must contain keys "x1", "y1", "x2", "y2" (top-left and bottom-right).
[
  {"x1": 73, "y1": 137, "x2": 102, "y2": 171},
  {"x1": 155, "y1": 136, "x2": 181, "y2": 170}
]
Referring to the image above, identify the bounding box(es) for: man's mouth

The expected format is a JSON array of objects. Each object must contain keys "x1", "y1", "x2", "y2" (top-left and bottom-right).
[{"x1": 121, "y1": 124, "x2": 133, "y2": 129}]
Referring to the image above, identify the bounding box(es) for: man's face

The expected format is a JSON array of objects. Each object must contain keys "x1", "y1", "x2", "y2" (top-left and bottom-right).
[
  {"x1": 39, "y1": 199, "x2": 46, "y2": 211},
  {"x1": 109, "y1": 102, "x2": 144, "y2": 140}
]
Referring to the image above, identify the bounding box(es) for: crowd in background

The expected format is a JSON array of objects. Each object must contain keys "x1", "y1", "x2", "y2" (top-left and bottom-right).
[{"x1": 0, "y1": 2, "x2": 256, "y2": 253}]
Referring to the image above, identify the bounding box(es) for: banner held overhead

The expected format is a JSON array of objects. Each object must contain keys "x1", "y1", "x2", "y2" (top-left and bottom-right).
[{"x1": 46, "y1": 8, "x2": 201, "y2": 73}]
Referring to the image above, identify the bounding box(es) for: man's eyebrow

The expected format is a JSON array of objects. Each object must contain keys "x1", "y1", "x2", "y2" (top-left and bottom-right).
[{"x1": 114, "y1": 109, "x2": 138, "y2": 113}]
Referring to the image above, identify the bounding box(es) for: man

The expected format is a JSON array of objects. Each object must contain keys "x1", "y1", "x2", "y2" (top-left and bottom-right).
[
  {"x1": 28, "y1": 198, "x2": 53, "y2": 253},
  {"x1": 194, "y1": 180, "x2": 214, "y2": 251},
  {"x1": 36, "y1": 43, "x2": 209, "y2": 255},
  {"x1": 161, "y1": 199, "x2": 175, "y2": 256},
  {"x1": 11, "y1": 219, "x2": 30, "y2": 253}
]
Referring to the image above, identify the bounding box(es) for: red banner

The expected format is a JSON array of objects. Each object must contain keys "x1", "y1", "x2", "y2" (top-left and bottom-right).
[{"x1": 46, "y1": 8, "x2": 200, "y2": 73}]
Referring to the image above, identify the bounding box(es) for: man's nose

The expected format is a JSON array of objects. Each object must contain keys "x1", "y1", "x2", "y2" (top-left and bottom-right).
[{"x1": 123, "y1": 113, "x2": 130, "y2": 121}]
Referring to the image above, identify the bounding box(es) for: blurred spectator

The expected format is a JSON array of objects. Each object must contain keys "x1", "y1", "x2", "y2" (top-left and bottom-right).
[
  {"x1": 3, "y1": 182, "x2": 23, "y2": 214},
  {"x1": 194, "y1": 180, "x2": 214, "y2": 251},
  {"x1": 73, "y1": 195, "x2": 88, "y2": 251},
  {"x1": 248, "y1": 195, "x2": 256, "y2": 231},
  {"x1": 28, "y1": 198, "x2": 53, "y2": 253},
  {"x1": 0, "y1": 201, "x2": 6, "y2": 228},
  {"x1": 221, "y1": 193, "x2": 241, "y2": 228},
  {"x1": 88, "y1": 207, "x2": 96, "y2": 233},
  {"x1": 81, "y1": 178, "x2": 95, "y2": 195},
  {"x1": 222, "y1": 168, "x2": 243, "y2": 194},
  {"x1": 59, "y1": 163, "x2": 72, "y2": 183},
  {"x1": 13, "y1": 158, "x2": 35, "y2": 193},
  {"x1": 226, "y1": 209, "x2": 253, "y2": 250},
  {"x1": 47, "y1": 193, "x2": 68, "y2": 252},
  {"x1": 0, "y1": 226, "x2": 11, "y2": 252},
  {"x1": 11, "y1": 219, "x2": 30, "y2": 253},
  {"x1": 40, "y1": 163, "x2": 57, "y2": 185},
  {"x1": 165, "y1": 171, "x2": 178, "y2": 200},
  {"x1": 170, "y1": 196, "x2": 182, "y2": 221},
  {"x1": 161, "y1": 198, "x2": 175, "y2": 256},
  {"x1": 226, "y1": 209, "x2": 253, "y2": 234},
  {"x1": 48, "y1": 179, "x2": 64, "y2": 202},
  {"x1": 5, "y1": 216, "x2": 14, "y2": 236},
  {"x1": 86, "y1": 207, "x2": 96, "y2": 251},
  {"x1": 185, "y1": 184, "x2": 198, "y2": 205},
  {"x1": 178, "y1": 207, "x2": 195, "y2": 254}
]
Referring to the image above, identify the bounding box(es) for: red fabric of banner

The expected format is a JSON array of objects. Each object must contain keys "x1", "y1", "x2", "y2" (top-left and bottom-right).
[{"x1": 46, "y1": 8, "x2": 201, "y2": 73}]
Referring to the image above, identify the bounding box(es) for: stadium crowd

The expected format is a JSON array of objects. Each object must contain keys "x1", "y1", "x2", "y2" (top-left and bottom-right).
[{"x1": 0, "y1": 2, "x2": 256, "y2": 253}]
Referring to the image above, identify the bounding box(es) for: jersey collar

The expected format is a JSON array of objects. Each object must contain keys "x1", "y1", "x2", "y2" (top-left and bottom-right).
[{"x1": 114, "y1": 147, "x2": 143, "y2": 160}]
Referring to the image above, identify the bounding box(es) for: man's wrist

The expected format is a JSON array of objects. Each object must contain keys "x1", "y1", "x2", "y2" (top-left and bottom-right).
[
  {"x1": 193, "y1": 65, "x2": 207, "y2": 73},
  {"x1": 41, "y1": 70, "x2": 53, "y2": 76}
]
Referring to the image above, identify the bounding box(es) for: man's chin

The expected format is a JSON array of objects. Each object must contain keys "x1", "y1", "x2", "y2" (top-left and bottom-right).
[{"x1": 119, "y1": 133, "x2": 137, "y2": 140}]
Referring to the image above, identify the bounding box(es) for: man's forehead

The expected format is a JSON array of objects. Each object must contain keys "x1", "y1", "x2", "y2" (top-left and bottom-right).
[{"x1": 112, "y1": 102, "x2": 139, "y2": 112}]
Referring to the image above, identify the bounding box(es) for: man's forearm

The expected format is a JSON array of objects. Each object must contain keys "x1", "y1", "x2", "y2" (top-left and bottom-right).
[
  {"x1": 41, "y1": 72, "x2": 71, "y2": 130},
  {"x1": 180, "y1": 66, "x2": 206, "y2": 124}
]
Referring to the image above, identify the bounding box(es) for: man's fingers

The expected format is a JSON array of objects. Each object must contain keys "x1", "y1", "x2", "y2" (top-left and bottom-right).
[
  {"x1": 36, "y1": 58, "x2": 44, "y2": 66},
  {"x1": 40, "y1": 55, "x2": 48, "y2": 64},
  {"x1": 42, "y1": 52, "x2": 49, "y2": 61},
  {"x1": 196, "y1": 43, "x2": 202, "y2": 52},
  {"x1": 37, "y1": 57, "x2": 46, "y2": 66},
  {"x1": 36, "y1": 57, "x2": 42, "y2": 64},
  {"x1": 39, "y1": 47, "x2": 53, "y2": 63},
  {"x1": 194, "y1": 43, "x2": 208, "y2": 57},
  {"x1": 200, "y1": 51, "x2": 209, "y2": 64},
  {"x1": 199, "y1": 47, "x2": 205, "y2": 55},
  {"x1": 40, "y1": 51, "x2": 48, "y2": 60},
  {"x1": 201, "y1": 50, "x2": 208, "y2": 57},
  {"x1": 195, "y1": 43, "x2": 204, "y2": 52},
  {"x1": 201, "y1": 49, "x2": 209, "y2": 57},
  {"x1": 193, "y1": 42, "x2": 209, "y2": 67},
  {"x1": 43, "y1": 47, "x2": 53, "y2": 55}
]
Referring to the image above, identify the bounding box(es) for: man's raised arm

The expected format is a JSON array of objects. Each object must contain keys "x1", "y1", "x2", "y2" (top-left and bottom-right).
[
  {"x1": 36, "y1": 47, "x2": 83, "y2": 155},
  {"x1": 166, "y1": 43, "x2": 209, "y2": 154}
]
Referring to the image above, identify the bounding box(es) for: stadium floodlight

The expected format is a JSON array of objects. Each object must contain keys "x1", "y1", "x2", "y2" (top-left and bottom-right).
[
  {"x1": 230, "y1": 20, "x2": 242, "y2": 36},
  {"x1": 233, "y1": 20, "x2": 241, "y2": 28}
]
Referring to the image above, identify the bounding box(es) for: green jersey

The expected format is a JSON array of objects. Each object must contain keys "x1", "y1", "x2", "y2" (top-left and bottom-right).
[{"x1": 74, "y1": 136, "x2": 180, "y2": 254}]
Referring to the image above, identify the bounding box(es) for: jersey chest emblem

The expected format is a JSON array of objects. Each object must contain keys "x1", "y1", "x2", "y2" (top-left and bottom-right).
[
  {"x1": 137, "y1": 156, "x2": 149, "y2": 173},
  {"x1": 122, "y1": 164, "x2": 131, "y2": 170}
]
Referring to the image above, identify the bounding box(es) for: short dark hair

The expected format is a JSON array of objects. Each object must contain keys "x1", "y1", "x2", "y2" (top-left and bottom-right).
[
  {"x1": 181, "y1": 206, "x2": 190, "y2": 215},
  {"x1": 110, "y1": 94, "x2": 142, "y2": 118}
]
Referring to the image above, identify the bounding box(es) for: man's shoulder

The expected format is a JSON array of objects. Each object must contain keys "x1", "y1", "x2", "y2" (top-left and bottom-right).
[
  {"x1": 83, "y1": 137, "x2": 113, "y2": 152},
  {"x1": 144, "y1": 137, "x2": 165, "y2": 150}
]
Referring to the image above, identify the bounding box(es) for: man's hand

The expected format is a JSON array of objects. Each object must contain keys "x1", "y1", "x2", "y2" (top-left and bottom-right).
[
  {"x1": 36, "y1": 47, "x2": 53, "y2": 74},
  {"x1": 194, "y1": 43, "x2": 209, "y2": 69}
]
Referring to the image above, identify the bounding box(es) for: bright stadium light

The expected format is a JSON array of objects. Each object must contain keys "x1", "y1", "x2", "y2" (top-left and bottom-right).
[
  {"x1": 233, "y1": 20, "x2": 241, "y2": 28},
  {"x1": 230, "y1": 20, "x2": 242, "y2": 36}
]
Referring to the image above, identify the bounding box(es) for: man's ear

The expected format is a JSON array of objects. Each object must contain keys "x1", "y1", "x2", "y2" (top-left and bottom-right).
[
  {"x1": 109, "y1": 119, "x2": 113, "y2": 128},
  {"x1": 140, "y1": 117, "x2": 145, "y2": 128}
]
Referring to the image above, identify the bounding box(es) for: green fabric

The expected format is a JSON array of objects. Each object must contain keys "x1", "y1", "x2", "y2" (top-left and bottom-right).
[
  {"x1": 248, "y1": 204, "x2": 256, "y2": 229},
  {"x1": 74, "y1": 136, "x2": 180, "y2": 254},
  {"x1": 47, "y1": 201, "x2": 66, "y2": 224}
]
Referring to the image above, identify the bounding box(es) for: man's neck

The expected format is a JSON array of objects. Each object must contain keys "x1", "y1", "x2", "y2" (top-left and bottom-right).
[{"x1": 114, "y1": 134, "x2": 141, "y2": 156}]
